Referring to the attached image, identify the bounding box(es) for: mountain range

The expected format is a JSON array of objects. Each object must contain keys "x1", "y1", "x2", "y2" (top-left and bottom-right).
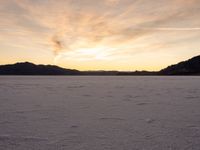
[
  {"x1": 159, "y1": 55, "x2": 200, "y2": 75},
  {"x1": 0, "y1": 55, "x2": 199, "y2": 75}
]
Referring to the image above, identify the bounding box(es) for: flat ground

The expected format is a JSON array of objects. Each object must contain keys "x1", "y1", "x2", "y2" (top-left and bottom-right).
[{"x1": 0, "y1": 76, "x2": 200, "y2": 150}]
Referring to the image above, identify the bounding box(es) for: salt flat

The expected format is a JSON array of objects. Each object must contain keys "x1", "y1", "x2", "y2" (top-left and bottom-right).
[{"x1": 0, "y1": 76, "x2": 200, "y2": 150}]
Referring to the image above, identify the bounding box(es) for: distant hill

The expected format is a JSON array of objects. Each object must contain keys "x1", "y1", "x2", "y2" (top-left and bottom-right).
[
  {"x1": 0, "y1": 62, "x2": 80, "y2": 75},
  {"x1": 0, "y1": 55, "x2": 199, "y2": 75},
  {"x1": 159, "y1": 55, "x2": 200, "y2": 75},
  {"x1": 0, "y1": 62, "x2": 157, "y2": 75}
]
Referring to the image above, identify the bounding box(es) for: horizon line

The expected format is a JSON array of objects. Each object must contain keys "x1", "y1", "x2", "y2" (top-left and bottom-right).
[{"x1": 1, "y1": 54, "x2": 200, "y2": 72}]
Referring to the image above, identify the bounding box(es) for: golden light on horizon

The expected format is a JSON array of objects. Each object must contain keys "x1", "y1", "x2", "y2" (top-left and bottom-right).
[{"x1": 0, "y1": 0, "x2": 200, "y2": 71}]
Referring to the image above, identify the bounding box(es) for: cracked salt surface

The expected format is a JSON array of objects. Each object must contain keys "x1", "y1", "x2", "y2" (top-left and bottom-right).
[{"x1": 0, "y1": 76, "x2": 200, "y2": 150}]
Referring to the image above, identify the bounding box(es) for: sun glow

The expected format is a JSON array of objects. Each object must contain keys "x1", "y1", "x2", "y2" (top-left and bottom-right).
[
  {"x1": 54, "y1": 46, "x2": 116, "y2": 64},
  {"x1": 1, "y1": 0, "x2": 200, "y2": 70},
  {"x1": 76, "y1": 47, "x2": 112, "y2": 60}
]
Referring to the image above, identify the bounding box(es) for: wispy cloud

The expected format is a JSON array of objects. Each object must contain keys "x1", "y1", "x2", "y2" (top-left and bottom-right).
[
  {"x1": 0, "y1": 0, "x2": 200, "y2": 70},
  {"x1": 51, "y1": 35, "x2": 64, "y2": 55}
]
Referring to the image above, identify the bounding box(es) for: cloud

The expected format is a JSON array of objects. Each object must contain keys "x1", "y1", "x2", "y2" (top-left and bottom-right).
[
  {"x1": 0, "y1": 0, "x2": 200, "y2": 64},
  {"x1": 51, "y1": 35, "x2": 64, "y2": 55},
  {"x1": 140, "y1": 27, "x2": 200, "y2": 31}
]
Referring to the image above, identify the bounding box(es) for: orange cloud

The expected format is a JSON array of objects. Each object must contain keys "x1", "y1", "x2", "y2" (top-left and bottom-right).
[{"x1": 0, "y1": 0, "x2": 200, "y2": 70}]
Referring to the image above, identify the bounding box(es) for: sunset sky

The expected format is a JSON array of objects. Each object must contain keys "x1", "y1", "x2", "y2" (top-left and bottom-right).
[{"x1": 0, "y1": 0, "x2": 200, "y2": 71}]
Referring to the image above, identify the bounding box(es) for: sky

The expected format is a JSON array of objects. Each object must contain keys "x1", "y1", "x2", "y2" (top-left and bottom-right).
[{"x1": 0, "y1": 0, "x2": 200, "y2": 71}]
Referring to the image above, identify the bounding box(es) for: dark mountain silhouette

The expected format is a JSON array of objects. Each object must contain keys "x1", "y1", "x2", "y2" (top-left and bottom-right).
[
  {"x1": 0, "y1": 55, "x2": 199, "y2": 75},
  {"x1": 0, "y1": 62, "x2": 80, "y2": 75},
  {"x1": 0, "y1": 62, "x2": 157, "y2": 75},
  {"x1": 159, "y1": 55, "x2": 200, "y2": 75}
]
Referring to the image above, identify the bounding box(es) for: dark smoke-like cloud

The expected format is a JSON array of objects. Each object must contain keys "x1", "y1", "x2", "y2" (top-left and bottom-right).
[{"x1": 52, "y1": 35, "x2": 63, "y2": 55}]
